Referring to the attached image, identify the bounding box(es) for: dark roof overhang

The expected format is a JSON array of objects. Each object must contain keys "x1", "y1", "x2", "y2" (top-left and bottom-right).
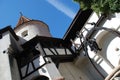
[
  {"x1": 22, "y1": 36, "x2": 65, "y2": 49},
  {"x1": 0, "y1": 26, "x2": 19, "y2": 40},
  {"x1": 63, "y1": 9, "x2": 93, "y2": 45}
]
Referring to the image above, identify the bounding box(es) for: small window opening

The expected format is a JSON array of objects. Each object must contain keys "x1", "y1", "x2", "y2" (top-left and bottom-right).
[{"x1": 21, "y1": 30, "x2": 28, "y2": 37}]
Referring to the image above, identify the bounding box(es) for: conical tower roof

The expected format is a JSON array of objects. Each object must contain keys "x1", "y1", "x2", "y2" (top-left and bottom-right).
[
  {"x1": 16, "y1": 16, "x2": 31, "y2": 27},
  {"x1": 14, "y1": 15, "x2": 50, "y2": 34}
]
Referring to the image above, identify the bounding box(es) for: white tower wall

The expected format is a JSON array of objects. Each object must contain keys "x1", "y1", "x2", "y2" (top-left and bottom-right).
[
  {"x1": 14, "y1": 19, "x2": 64, "y2": 80},
  {"x1": 0, "y1": 31, "x2": 20, "y2": 80},
  {"x1": 15, "y1": 21, "x2": 52, "y2": 44}
]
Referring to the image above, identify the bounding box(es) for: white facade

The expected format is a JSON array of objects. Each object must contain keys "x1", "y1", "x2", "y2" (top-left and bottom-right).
[
  {"x1": 15, "y1": 21, "x2": 52, "y2": 44},
  {"x1": 14, "y1": 20, "x2": 63, "y2": 80},
  {"x1": 1, "y1": 12, "x2": 120, "y2": 80},
  {"x1": 0, "y1": 31, "x2": 21, "y2": 80},
  {"x1": 73, "y1": 12, "x2": 120, "y2": 80},
  {"x1": 0, "y1": 18, "x2": 64, "y2": 80}
]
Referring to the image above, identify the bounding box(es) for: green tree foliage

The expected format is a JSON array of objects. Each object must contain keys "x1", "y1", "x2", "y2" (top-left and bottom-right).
[{"x1": 74, "y1": 0, "x2": 120, "y2": 15}]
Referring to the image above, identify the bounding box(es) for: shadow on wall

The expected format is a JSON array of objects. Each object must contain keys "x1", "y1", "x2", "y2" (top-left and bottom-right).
[
  {"x1": 31, "y1": 75, "x2": 49, "y2": 80},
  {"x1": 97, "y1": 31, "x2": 117, "y2": 58},
  {"x1": 19, "y1": 43, "x2": 51, "y2": 80},
  {"x1": 18, "y1": 36, "x2": 27, "y2": 44}
]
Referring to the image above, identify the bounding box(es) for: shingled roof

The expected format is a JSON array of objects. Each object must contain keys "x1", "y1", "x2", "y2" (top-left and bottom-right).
[{"x1": 15, "y1": 16, "x2": 30, "y2": 28}]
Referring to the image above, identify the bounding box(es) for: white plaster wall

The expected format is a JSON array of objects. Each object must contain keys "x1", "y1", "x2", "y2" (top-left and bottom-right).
[
  {"x1": 10, "y1": 56, "x2": 20, "y2": 80},
  {"x1": 9, "y1": 33, "x2": 23, "y2": 52},
  {"x1": 96, "y1": 31, "x2": 120, "y2": 74},
  {"x1": 0, "y1": 31, "x2": 11, "y2": 53},
  {"x1": 74, "y1": 12, "x2": 99, "y2": 45},
  {"x1": 107, "y1": 37, "x2": 120, "y2": 67},
  {"x1": 0, "y1": 54, "x2": 12, "y2": 80},
  {"x1": 0, "y1": 32, "x2": 20, "y2": 80},
  {"x1": 73, "y1": 12, "x2": 120, "y2": 79},
  {"x1": 46, "y1": 63, "x2": 64, "y2": 80},
  {"x1": 22, "y1": 56, "x2": 51, "y2": 80},
  {"x1": 59, "y1": 62, "x2": 91, "y2": 80},
  {"x1": 103, "y1": 14, "x2": 120, "y2": 29},
  {"x1": 0, "y1": 32, "x2": 13, "y2": 80},
  {"x1": 72, "y1": 12, "x2": 104, "y2": 79},
  {"x1": 21, "y1": 43, "x2": 63, "y2": 80},
  {"x1": 94, "y1": 13, "x2": 120, "y2": 74},
  {"x1": 22, "y1": 56, "x2": 63, "y2": 80}
]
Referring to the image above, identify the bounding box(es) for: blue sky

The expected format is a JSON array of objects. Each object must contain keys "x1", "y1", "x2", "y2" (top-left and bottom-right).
[{"x1": 0, "y1": 0, "x2": 79, "y2": 38}]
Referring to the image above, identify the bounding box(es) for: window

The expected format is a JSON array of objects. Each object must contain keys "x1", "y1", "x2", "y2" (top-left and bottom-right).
[{"x1": 21, "y1": 30, "x2": 28, "y2": 37}]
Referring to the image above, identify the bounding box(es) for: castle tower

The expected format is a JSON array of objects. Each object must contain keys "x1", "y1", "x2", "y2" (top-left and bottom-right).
[
  {"x1": 0, "y1": 15, "x2": 69, "y2": 80},
  {"x1": 13, "y1": 16, "x2": 65, "y2": 80},
  {"x1": 14, "y1": 16, "x2": 52, "y2": 44}
]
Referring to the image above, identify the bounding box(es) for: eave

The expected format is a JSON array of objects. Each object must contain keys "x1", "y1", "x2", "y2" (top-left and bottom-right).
[
  {"x1": 0, "y1": 26, "x2": 19, "y2": 40},
  {"x1": 63, "y1": 9, "x2": 93, "y2": 45}
]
